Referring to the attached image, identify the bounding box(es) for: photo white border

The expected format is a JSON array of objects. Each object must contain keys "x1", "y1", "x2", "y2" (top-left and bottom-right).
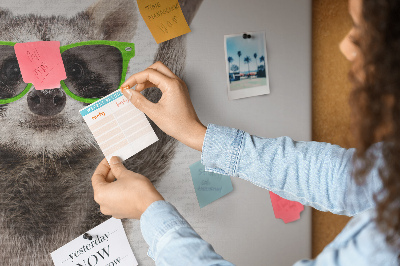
[{"x1": 224, "y1": 31, "x2": 270, "y2": 100}]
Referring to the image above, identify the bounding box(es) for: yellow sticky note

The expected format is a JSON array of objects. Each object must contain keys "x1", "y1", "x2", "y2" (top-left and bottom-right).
[{"x1": 137, "y1": 0, "x2": 191, "y2": 44}]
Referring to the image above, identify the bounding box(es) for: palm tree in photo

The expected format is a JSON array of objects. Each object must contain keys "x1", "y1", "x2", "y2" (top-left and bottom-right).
[
  {"x1": 227, "y1": 56, "x2": 234, "y2": 73},
  {"x1": 237, "y1": 51, "x2": 242, "y2": 77},
  {"x1": 253, "y1": 53, "x2": 258, "y2": 73},
  {"x1": 231, "y1": 64, "x2": 239, "y2": 73},
  {"x1": 244, "y1": 56, "x2": 251, "y2": 78},
  {"x1": 260, "y1": 55, "x2": 266, "y2": 71}
]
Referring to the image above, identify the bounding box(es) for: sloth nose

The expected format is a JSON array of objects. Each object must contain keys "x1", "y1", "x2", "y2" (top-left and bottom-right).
[{"x1": 27, "y1": 88, "x2": 66, "y2": 116}]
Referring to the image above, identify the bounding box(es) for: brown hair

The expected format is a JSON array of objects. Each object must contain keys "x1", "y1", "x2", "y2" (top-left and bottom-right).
[{"x1": 350, "y1": 0, "x2": 400, "y2": 251}]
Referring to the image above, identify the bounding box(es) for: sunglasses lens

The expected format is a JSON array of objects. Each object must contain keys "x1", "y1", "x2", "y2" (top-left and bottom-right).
[
  {"x1": 0, "y1": 45, "x2": 28, "y2": 100},
  {"x1": 62, "y1": 45, "x2": 123, "y2": 99}
]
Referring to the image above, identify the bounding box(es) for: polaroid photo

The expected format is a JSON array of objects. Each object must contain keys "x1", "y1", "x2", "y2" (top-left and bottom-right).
[{"x1": 224, "y1": 31, "x2": 270, "y2": 100}]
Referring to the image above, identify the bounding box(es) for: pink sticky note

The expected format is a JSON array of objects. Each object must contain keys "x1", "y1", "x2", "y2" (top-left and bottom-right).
[
  {"x1": 14, "y1": 41, "x2": 66, "y2": 90},
  {"x1": 269, "y1": 191, "x2": 304, "y2": 223}
]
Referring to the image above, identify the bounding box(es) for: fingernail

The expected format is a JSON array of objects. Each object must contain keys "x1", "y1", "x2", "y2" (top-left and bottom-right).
[
  {"x1": 124, "y1": 89, "x2": 133, "y2": 100},
  {"x1": 120, "y1": 85, "x2": 129, "y2": 92},
  {"x1": 110, "y1": 156, "x2": 122, "y2": 165}
]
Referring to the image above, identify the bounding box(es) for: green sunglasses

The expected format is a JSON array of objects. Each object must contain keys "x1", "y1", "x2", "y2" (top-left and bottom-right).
[{"x1": 0, "y1": 40, "x2": 135, "y2": 104}]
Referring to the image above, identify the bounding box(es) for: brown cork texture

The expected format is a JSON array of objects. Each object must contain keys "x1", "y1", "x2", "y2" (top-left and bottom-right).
[{"x1": 312, "y1": 0, "x2": 353, "y2": 258}]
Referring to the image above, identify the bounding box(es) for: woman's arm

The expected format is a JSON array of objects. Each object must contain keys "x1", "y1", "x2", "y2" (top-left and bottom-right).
[
  {"x1": 92, "y1": 157, "x2": 234, "y2": 265},
  {"x1": 141, "y1": 201, "x2": 234, "y2": 265},
  {"x1": 202, "y1": 124, "x2": 382, "y2": 216},
  {"x1": 118, "y1": 62, "x2": 382, "y2": 217}
]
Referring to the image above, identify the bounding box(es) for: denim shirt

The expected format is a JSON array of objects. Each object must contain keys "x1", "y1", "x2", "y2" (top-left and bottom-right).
[{"x1": 140, "y1": 124, "x2": 399, "y2": 265}]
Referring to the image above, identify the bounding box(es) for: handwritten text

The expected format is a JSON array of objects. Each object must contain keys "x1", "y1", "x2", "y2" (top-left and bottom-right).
[
  {"x1": 92, "y1": 112, "x2": 105, "y2": 120},
  {"x1": 116, "y1": 98, "x2": 129, "y2": 108}
]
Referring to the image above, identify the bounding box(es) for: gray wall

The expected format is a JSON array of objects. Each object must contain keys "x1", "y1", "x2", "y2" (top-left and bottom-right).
[{"x1": 183, "y1": 0, "x2": 312, "y2": 264}]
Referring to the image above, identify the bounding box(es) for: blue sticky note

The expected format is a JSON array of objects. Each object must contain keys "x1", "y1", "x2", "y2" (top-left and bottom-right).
[{"x1": 189, "y1": 160, "x2": 233, "y2": 208}]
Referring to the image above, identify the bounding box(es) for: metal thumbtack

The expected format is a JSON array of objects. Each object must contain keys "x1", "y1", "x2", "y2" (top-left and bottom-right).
[
  {"x1": 83, "y1": 233, "x2": 93, "y2": 240},
  {"x1": 243, "y1": 33, "x2": 252, "y2": 39}
]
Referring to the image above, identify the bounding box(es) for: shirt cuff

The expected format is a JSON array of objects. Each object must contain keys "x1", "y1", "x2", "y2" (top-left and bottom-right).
[
  {"x1": 201, "y1": 124, "x2": 245, "y2": 176},
  {"x1": 140, "y1": 200, "x2": 192, "y2": 260}
]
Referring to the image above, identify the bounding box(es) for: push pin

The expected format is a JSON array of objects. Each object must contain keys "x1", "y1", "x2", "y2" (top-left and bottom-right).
[
  {"x1": 243, "y1": 33, "x2": 252, "y2": 39},
  {"x1": 83, "y1": 233, "x2": 94, "y2": 240}
]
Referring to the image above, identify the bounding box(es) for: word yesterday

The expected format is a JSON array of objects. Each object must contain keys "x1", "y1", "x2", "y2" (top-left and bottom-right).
[{"x1": 69, "y1": 233, "x2": 109, "y2": 260}]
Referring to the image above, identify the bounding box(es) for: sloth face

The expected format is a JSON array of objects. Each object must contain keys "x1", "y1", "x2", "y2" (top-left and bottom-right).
[
  {"x1": 0, "y1": 4, "x2": 158, "y2": 158},
  {"x1": 0, "y1": 45, "x2": 118, "y2": 157}
]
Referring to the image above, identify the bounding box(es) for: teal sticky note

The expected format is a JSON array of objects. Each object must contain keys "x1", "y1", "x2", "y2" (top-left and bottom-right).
[{"x1": 189, "y1": 160, "x2": 233, "y2": 208}]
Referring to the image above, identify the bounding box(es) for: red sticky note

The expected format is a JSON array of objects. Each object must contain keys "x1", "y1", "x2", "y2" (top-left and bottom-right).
[
  {"x1": 14, "y1": 41, "x2": 66, "y2": 90},
  {"x1": 269, "y1": 191, "x2": 304, "y2": 223}
]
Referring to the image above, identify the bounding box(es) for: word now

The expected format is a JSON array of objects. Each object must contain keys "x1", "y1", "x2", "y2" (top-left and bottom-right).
[
  {"x1": 159, "y1": 15, "x2": 179, "y2": 34},
  {"x1": 76, "y1": 245, "x2": 112, "y2": 266}
]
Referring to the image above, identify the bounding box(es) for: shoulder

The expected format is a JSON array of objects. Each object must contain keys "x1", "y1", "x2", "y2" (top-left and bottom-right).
[{"x1": 322, "y1": 209, "x2": 399, "y2": 265}]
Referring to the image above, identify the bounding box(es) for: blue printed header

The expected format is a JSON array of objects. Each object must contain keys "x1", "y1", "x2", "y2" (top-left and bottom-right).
[{"x1": 79, "y1": 91, "x2": 123, "y2": 117}]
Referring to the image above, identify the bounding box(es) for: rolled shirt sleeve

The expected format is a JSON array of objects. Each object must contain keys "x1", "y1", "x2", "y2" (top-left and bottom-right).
[{"x1": 201, "y1": 124, "x2": 382, "y2": 216}]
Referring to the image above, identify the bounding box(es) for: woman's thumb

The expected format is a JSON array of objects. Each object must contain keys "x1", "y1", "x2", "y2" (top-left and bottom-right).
[
  {"x1": 122, "y1": 88, "x2": 154, "y2": 115},
  {"x1": 109, "y1": 156, "x2": 127, "y2": 178}
]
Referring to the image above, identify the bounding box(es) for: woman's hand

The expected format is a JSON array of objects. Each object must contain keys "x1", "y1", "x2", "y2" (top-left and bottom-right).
[
  {"x1": 120, "y1": 61, "x2": 206, "y2": 151},
  {"x1": 91, "y1": 157, "x2": 164, "y2": 219}
]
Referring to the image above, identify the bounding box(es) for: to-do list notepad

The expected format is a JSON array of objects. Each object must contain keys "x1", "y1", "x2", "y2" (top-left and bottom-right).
[{"x1": 80, "y1": 90, "x2": 158, "y2": 162}]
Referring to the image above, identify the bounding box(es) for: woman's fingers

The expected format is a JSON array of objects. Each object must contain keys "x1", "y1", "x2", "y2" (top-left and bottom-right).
[
  {"x1": 135, "y1": 81, "x2": 157, "y2": 92},
  {"x1": 121, "y1": 89, "x2": 158, "y2": 117},
  {"x1": 122, "y1": 61, "x2": 178, "y2": 92},
  {"x1": 119, "y1": 62, "x2": 206, "y2": 151},
  {"x1": 120, "y1": 65, "x2": 181, "y2": 116},
  {"x1": 120, "y1": 68, "x2": 174, "y2": 93},
  {"x1": 109, "y1": 156, "x2": 130, "y2": 179},
  {"x1": 92, "y1": 158, "x2": 110, "y2": 189},
  {"x1": 147, "y1": 61, "x2": 178, "y2": 79},
  {"x1": 105, "y1": 169, "x2": 116, "y2": 183}
]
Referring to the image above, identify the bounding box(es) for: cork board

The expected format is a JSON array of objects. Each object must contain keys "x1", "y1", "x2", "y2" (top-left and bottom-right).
[{"x1": 312, "y1": 0, "x2": 353, "y2": 257}]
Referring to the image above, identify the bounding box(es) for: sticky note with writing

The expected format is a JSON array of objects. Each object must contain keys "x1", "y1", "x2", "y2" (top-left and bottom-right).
[
  {"x1": 269, "y1": 191, "x2": 304, "y2": 223},
  {"x1": 189, "y1": 160, "x2": 233, "y2": 208},
  {"x1": 80, "y1": 90, "x2": 158, "y2": 162},
  {"x1": 51, "y1": 218, "x2": 138, "y2": 266},
  {"x1": 14, "y1": 41, "x2": 66, "y2": 90},
  {"x1": 137, "y1": 0, "x2": 191, "y2": 44}
]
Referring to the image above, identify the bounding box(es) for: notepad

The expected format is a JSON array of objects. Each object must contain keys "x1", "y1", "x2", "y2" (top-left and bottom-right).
[
  {"x1": 51, "y1": 218, "x2": 138, "y2": 266},
  {"x1": 137, "y1": 0, "x2": 191, "y2": 44},
  {"x1": 14, "y1": 41, "x2": 66, "y2": 90},
  {"x1": 269, "y1": 191, "x2": 304, "y2": 224},
  {"x1": 189, "y1": 160, "x2": 233, "y2": 208},
  {"x1": 80, "y1": 90, "x2": 158, "y2": 162}
]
